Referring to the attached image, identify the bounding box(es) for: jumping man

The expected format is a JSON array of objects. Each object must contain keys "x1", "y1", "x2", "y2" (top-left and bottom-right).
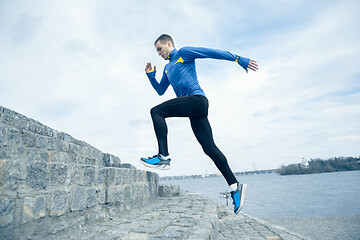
[{"x1": 140, "y1": 34, "x2": 258, "y2": 214}]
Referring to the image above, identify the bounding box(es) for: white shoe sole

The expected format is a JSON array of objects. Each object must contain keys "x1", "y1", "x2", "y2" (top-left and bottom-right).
[{"x1": 238, "y1": 183, "x2": 247, "y2": 212}]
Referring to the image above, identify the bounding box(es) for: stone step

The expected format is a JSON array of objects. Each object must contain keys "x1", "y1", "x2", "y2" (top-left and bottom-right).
[
  {"x1": 47, "y1": 191, "x2": 218, "y2": 239},
  {"x1": 43, "y1": 190, "x2": 306, "y2": 240}
]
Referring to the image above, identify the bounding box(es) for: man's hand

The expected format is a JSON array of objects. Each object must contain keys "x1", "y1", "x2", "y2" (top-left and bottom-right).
[
  {"x1": 236, "y1": 55, "x2": 258, "y2": 73},
  {"x1": 145, "y1": 62, "x2": 156, "y2": 73},
  {"x1": 246, "y1": 60, "x2": 258, "y2": 73}
]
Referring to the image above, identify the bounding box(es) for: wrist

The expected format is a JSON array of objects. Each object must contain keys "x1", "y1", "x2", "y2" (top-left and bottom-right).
[
  {"x1": 146, "y1": 70, "x2": 156, "y2": 78},
  {"x1": 235, "y1": 55, "x2": 250, "y2": 70}
]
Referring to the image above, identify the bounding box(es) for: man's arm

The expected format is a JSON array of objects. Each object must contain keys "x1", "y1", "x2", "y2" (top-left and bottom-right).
[
  {"x1": 178, "y1": 47, "x2": 258, "y2": 72},
  {"x1": 179, "y1": 47, "x2": 236, "y2": 61},
  {"x1": 145, "y1": 62, "x2": 170, "y2": 96}
]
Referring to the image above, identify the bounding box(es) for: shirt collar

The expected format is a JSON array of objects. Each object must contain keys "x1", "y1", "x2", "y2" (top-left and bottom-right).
[{"x1": 167, "y1": 48, "x2": 178, "y2": 61}]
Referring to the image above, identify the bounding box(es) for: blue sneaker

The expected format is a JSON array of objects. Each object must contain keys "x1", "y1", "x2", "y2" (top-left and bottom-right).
[
  {"x1": 230, "y1": 183, "x2": 247, "y2": 214},
  {"x1": 140, "y1": 154, "x2": 171, "y2": 170}
]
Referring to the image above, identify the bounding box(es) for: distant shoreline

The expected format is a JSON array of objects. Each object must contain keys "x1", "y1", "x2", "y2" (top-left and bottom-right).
[
  {"x1": 160, "y1": 166, "x2": 360, "y2": 180},
  {"x1": 160, "y1": 169, "x2": 278, "y2": 180},
  {"x1": 277, "y1": 156, "x2": 360, "y2": 175}
]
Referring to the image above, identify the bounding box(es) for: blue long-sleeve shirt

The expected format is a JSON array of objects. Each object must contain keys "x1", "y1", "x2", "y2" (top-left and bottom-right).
[{"x1": 146, "y1": 47, "x2": 238, "y2": 98}]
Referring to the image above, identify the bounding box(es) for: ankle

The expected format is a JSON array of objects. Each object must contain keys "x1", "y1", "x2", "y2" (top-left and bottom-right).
[
  {"x1": 159, "y1": 154, "x2": 170, "y2": 160},
  {"x1": 229, "y1": 182, "x2": 238, "y2": 192}
]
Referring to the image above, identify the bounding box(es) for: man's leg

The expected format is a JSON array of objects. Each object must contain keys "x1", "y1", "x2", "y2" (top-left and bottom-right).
[
  {"x1": 150, "y1": 95, "x2": 208, "y2": 156},
  {"x1": 190, "y1": 116, "x2": 247, "y2": 213},
  {"x1": 189, "y1": 116, "x2": 237, "y2": 186},
  {"x1": 140, "y1": 95, "x2": 208, "y2": 170}
]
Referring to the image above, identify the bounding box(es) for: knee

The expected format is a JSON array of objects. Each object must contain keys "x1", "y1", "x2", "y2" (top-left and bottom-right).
[{"x1": 150, "y1": 106, "x2": 159, "y2": 117}]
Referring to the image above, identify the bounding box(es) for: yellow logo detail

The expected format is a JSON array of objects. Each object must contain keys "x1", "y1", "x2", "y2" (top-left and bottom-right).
[
  {"x1": 174, "y1": 57, "x2": 184, "y2": 65},
  {"x1": 165, "y1": 70, "x2": 168, "y2": 74}
]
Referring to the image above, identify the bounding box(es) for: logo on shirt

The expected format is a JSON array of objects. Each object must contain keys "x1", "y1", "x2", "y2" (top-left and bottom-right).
[{"x1": 174, "y1": 57, "x2": 184, "y2": 65}]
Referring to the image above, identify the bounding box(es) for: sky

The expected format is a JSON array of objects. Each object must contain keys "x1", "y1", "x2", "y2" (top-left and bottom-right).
[{"x1": 1, "y1": 0, "x2": 359, "y2": 177}]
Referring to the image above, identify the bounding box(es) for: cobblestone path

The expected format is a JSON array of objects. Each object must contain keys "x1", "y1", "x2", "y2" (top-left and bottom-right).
[{"x1": 49, "y1": 191, "x2": 306, "y2": 240}]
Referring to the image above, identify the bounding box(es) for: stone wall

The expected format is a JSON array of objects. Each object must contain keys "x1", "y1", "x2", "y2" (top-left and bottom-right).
[{"x1": 0, "y1": 106, "x2": 159, "y2": 239}]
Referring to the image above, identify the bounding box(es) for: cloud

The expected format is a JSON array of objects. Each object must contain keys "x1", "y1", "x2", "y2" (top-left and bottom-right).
[
  {"x1": 35, "y1": 100, "x2": 80, "y2": 120},
  {"x1": 194, "y1": 0, "x2": 360, "y2": 171},
  {"x1": 9, "y1": 13, "x2": 42, "y2": 44},
  {"x1": 0, "y1": 0, "x2": 359, "y2": 176},
  {"x1": 328, "y1": 135, "x2": 360, "y2": 141},
  {"x1": 63, "y1": 39, "x2": 89, "y2": 53}
]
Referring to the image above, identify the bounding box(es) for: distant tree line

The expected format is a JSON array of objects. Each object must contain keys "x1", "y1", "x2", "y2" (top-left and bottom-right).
[{"x1": 277, "y1": 156, "x2": 360, "y2": 175}]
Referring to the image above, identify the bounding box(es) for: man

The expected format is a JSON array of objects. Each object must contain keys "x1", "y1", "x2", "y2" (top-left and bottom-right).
[{"x1": 140, "y1": 34, "x2": 258, "y2": 214}]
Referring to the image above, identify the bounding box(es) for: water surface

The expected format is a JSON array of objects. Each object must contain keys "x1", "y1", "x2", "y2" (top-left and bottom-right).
[{"x1": 161, "y1": 170, "x2": 360, "y2": 218}]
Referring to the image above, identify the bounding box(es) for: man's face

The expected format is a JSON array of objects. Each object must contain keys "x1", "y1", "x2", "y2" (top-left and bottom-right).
[{"x1": 155, "y1": 41, "x2": 173, "y2": 60}]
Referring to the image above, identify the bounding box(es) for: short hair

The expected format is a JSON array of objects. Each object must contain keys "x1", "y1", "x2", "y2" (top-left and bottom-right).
[{"x1": 154, "y1": 34, "x2": 175, "y2": 47}]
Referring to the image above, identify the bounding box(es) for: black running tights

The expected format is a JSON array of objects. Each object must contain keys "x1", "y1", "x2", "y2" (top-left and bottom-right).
[{"x1": 150, "y1": 95, "x2": 238, "y2": 186}]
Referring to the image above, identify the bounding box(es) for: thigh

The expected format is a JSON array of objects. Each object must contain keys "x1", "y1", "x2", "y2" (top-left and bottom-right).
[{"x1": 155, "y1": 95, "x2": 208, "y2": 118}]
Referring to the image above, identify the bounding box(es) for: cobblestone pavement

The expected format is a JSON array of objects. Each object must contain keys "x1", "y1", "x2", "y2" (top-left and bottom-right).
[
  {"x1": 218, "y1": 211, "x2": 307, "y2": 240},
  {"x1": 262, "y1": 215, "x2": 360, "y2": 240},
  {"x1": 50, "y1": 191, "x2": 306, "y2": 240}
]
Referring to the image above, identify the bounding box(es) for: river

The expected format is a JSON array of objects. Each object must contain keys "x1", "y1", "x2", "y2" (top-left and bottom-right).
[{"x1": 161, "y1": 170, "x2": 360, "y2": 218}]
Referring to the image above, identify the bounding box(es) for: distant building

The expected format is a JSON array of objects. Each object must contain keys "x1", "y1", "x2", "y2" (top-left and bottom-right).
[{"x1": 300, "y1": 157, "x2": 310, "y2": 167}]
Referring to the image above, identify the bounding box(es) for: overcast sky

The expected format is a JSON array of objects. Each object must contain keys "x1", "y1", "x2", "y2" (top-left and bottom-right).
[{"x1": 1, "y1": 0, "x2": 359, "y2": 177}]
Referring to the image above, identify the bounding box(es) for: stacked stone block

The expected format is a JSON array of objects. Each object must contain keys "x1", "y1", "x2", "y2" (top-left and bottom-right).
[{"x1": 0, "y1": 106, "x2": 159, "y2": 239}]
